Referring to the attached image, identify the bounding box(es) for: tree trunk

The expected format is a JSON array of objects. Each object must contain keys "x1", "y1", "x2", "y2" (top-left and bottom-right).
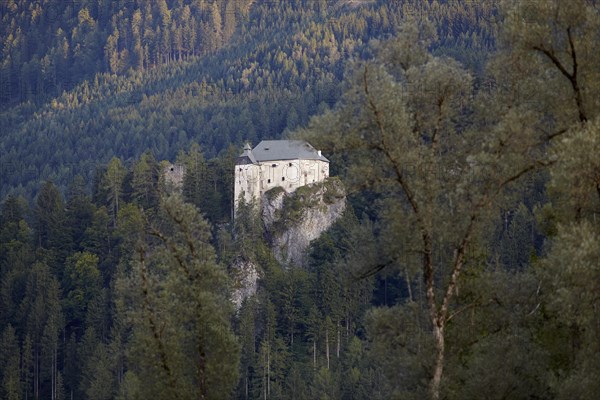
[
  {"x1": 430, "y1": 323, "x2": 445, "y2": 400},
  {"x1": 34, "y1": 347, "x2": 39, "y2": 400},
  {"x1": 263, "y1": 350, "x2": 267, "y2": 400},
  {"x1": 51, "y1": 346, "x2": 55, "y2": 400},
  {"x1": 313, "y1": 340, "x2": 316, "y2": 370},
  {"x1": 336, "y1": 325, "x2": 340, "y2": 358},
  {"x1": 405, "y1": 266, "x2": 413, "y2": 302},
  {"x1": 52, "y1": 344, "x2": 57, "y2": 400},
  {"x1": 325, "y1": 329, "x2": 330, "y2": 369},
  {"x1": 346, "y1": 316, "x2": 349, "y2": 339}
]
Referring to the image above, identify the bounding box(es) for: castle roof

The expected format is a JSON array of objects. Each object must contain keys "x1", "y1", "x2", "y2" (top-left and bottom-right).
[
  {"x1": 236, "y1": 142, "x2": 257, "y2": 165},
  {"x1": 237, "y1": 140, "x2": 329, "y2": 164}
]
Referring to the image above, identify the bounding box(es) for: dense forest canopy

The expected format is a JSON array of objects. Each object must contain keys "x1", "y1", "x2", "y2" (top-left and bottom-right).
[
  {"x1": 1, "y1": 0, "x2": 498, "y2": 199},
  {"x1": 1, "y1": 0, "x2": 599, "y2": 400}
]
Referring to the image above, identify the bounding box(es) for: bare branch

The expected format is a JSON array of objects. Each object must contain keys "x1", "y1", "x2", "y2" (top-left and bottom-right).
[
  {"x1": 566, "y1": 26, "x2": 587, "y2": 122},
  {"x1": 362, "y1": 66, "x2": 421, "y2": 221},
  {"x1": 532, "y1": 45, "x2": 573, "y2": 82},
  {"x1": 446, "y1": 299, "x2": 494, "y2": 323},
  {"x1": 533, "y1": 27, "x2": 587, "y2": 122},
  {"x1": 351, "y1": 261, "x2": 393, "y2": 281},
  {"x1": 362, "y1": 65, "x2": 437, "y2": 331}
]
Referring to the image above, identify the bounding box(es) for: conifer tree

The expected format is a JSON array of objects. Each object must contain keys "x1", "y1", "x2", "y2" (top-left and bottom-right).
[
  {"x1": 102, "y1": 158, "x2": 127, "y2": 228},
  {"x1": 119, "y1": 195, "x2": 239, "y2": 399},
  {"x1": 0, "y1": 324, "x2": 21, "y2": 400}
]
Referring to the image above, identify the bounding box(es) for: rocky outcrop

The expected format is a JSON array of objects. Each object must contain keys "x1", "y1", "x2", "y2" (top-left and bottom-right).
[
  {"x1": 262, "y1": 178, "x2": 346, "y2": 266},
  {"x1": 230, "y1": 258, "x2": 259, "y2": 311},
  {"x1": 230, "y1": 178, "x2": 346, "y2": 310}
]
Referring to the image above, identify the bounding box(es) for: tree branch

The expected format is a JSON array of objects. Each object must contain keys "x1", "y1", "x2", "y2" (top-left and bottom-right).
[
  {"x1": 137, "y1": 249, "x2": 181, "y2": 398},
  {"x1": 147, "y1": 223, "x2": 193, "y2": 280},
  {"x1": 533, "y1": 27, "x2": 587, "y2": 122},
  {"x1": 362, "y1": 65, "x2": 437, "y2": 325},
  {"x1": 566, "y1": 26, "x2": 587, "y2": 122},
  {"x1": 351, "y1": 261, "x2": 393, "y2": 280},
  {"x1": 532, "y1": 45, "x2": 573, "y2": 83},
  {"x1": 446, "y1": 299, "x2": 493, "y2": 324}
]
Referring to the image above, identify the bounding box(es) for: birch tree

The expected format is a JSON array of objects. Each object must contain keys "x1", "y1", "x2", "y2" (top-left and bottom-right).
[{"x1": 299, "y1": 6, "x2": 598, "y2": 395}]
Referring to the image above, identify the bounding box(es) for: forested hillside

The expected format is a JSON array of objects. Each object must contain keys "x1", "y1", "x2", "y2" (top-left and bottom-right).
[
  {"x1": 1, "y1": 0, "x2": 599, "y2": 400},
  {"x1": 1, "y1": 0, "x2": 497, "y2": 199},
  {"x1": 1, "y1": 0, "x2": 254, "y2": 106}
]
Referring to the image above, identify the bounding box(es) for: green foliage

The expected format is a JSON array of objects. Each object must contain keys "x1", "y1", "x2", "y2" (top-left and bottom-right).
[
  {"x1": 63, "y1": 252, "x2": 101, "y2": 332},
  {"x1": 264, "y1": 185, "x2": 285, "y2": 201},
  {"x1": 119, "y1": 195, "x2": 239, "y2": 399},
  {"x1": 0, "y1": 324, "x2": 21, "y2": 400},
  {"x1": 102, "y1": 157, "x2": 127, "y2": 227},
  {"x1": 0, "y1": 0, "x2": 499, "y2": 200},
  {"x1": 34, "y1": 182, "x2": 72, "y2": 270},
  {"x1": 269, "y1": 179, "x2": 345, "y2": 237},
  {"x1": 296, "y1": 0, "x2": 600, "y2": 397},
  {"x1": 536, "y1": 207, "x2": 600, "y2": 399},
  {"x1": 0, "y1": 1, "x2": 599, "y2": 398}
]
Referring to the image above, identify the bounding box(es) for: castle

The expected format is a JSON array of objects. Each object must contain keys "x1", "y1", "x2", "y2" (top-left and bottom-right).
[{"x1": 234, "y1": 140, "x2": 329, "y2": 209}]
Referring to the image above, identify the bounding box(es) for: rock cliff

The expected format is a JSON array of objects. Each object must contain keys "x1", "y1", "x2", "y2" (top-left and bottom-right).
[
  {"x1": 262, "y1": 177, "x2": 346, "y2": 266},
  {"x1": 230, "y1": 178, "x2": 346, "y2": 310},
  {"x1": 230, "y1": 258, "x2": 260, "y2": 311}
]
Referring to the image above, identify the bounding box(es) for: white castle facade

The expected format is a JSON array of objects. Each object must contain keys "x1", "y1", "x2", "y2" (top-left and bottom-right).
[{"x1": 234, "y1": 140, "x2": 330, "y2": 209}]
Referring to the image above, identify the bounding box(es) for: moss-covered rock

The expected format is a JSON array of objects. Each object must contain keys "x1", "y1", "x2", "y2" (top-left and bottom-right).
[{"x1": 261, "y1": 178, "x2": 346, "y2": 266}]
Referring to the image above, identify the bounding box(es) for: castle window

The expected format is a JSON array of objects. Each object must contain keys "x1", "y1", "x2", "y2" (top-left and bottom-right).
[
  {"x1": 282, "y1": 177, "x2": 285, "y2": 181},
  {"x1": 239, "y1": 168, "x2": 242, "y2": 171},
  {"x1": 288, "y1": 163, "x2": 292, "y2": 167},
  {"x1": 272, "y1": 163, "x2": 277, "y2": 167},
  {"x1": 267, "y1": 179, "x2": 271, "y2": 183}
]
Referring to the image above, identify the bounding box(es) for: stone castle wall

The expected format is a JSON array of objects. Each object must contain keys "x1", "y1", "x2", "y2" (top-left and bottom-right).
[{"x1": 234, "y1": 159, "x2": 329, "y2": 207}]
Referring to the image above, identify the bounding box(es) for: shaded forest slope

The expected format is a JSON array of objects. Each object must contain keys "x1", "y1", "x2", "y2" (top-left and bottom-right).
[{"x1": 0, "y1": 0, "x2": 498, "y2": 198}]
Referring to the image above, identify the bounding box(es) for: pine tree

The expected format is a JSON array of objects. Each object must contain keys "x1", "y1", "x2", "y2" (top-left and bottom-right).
[
  {"x1": 119, "y1": 196, "x2": 239, "y2": 398},
  {"x1": 63, "y1": 252, "x2": 101, "y2": 334},
  {"x1": 21, "y1": 334, "x2": 33, "y2": 400},
  {"x1": 34, "y1": 182, "x2": 71, "y2": 271},
  {"x1": 66, "y1": 175, "x2": 95, "y2": 251},
  {"x1": 131, "y1": 152, "x2": 159, "y2": 211},
  {"x1": 101, "y1": 158, "x2": 126, "y2": 228},
  {"x1": 1, "y1": 324, "x2": 22, "y2": 400}
]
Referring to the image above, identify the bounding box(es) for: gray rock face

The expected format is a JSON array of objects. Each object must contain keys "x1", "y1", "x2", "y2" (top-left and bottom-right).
[
  {"x1": 261, "y1": 188, "x2": 286, "y2": 227},
  {"x1": 230, "y1": 258, "x2": 259, "y2": 311},
  {"x1": 230, "y1": 178, "x2": 346, "y2": 310},
  {"x1": 263, "y1": 178, "x2": 346, "y2": 266}
]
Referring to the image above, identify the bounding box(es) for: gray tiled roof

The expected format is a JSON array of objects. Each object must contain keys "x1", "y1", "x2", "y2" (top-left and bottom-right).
[
  {"x1": 237, "y1": 142, "x2": 257, "y2": 164},
  {"x1": 249, "y1": 140, "x2": 329, "y2": 163}
]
